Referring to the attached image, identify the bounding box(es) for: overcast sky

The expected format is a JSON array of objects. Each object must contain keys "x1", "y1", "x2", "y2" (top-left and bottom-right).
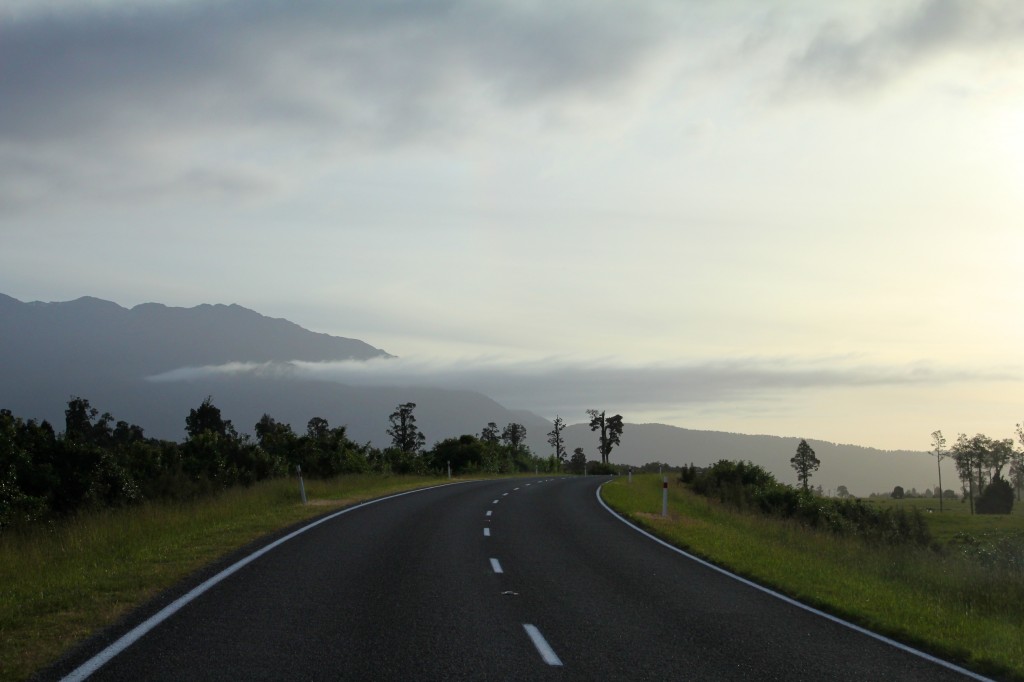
[{"x1": 3, "y1": 0, "x2": 1022, "y2": 450}]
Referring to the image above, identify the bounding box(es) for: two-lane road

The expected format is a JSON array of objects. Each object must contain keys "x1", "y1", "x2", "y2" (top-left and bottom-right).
[{"x1": 49, "y1": 477, "x2": 987, "y2": 680}]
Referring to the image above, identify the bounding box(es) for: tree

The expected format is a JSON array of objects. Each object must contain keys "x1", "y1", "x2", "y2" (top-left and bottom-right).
[
  {"x1": 976, "y1": 475, "x2": 1014, "y2": 514},
  {"x1": 387, "y1": 403, "x2": 425, "y2": 455},
  {"x1": 586, "y1": 409, "x2": 624, "y2": 465},
  {"x1": 501, "y1": 422, "x2": 527, "y2": 452},
  {"x1": 546, "y1": 416, "x2": 567, "y2": 463},
  {"x1": 185, "y1": 397, "x2": 234, "y2": 440},
  {"x1": 1012, "y1": 422, "x2": 1024, "y2": 501},
  {"x1": 480, "y1": 422, "x2": 500, "y2": 446},
  {"x1": 949, "y1": 433, "x2": 1011, "y2": 514},
  {"x1": 790, "y1": 439, "x2": 819, "y2": 492},
  {"x1": 836, "y1": 485, "x2": 851, "y2": 499},
  {"x1": 930, "y1": 430, "x2": 947, "y2": 512},
  {"x1": 569, "y1": 447, "x2": 586, "y2": 474},
  {"x1": 891, "y1": 485, "x2": 905, "y2": 499}
]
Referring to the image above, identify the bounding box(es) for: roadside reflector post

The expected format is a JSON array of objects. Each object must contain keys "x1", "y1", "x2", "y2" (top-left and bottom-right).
[
  {"x1": 661, "y1": 476, "x2": 668, "y2": 517},
  {"x1": 297, "y1": 465, "x2": 307, "y2": 505},
  {"x1": 628, "y1": 468, "x2": 632, "y2": 484},
  {"x1": 448, "y1": 460, "x2": 451, "y2": 479}
]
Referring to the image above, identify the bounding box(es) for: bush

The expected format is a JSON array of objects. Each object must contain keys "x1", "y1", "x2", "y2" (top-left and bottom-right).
[
  {"x1": 684, "y1": 459, "x2": 932, "y2": 547},
  {"x1": 976, "y1": 476, "x2": 1014, "y2": 515}
]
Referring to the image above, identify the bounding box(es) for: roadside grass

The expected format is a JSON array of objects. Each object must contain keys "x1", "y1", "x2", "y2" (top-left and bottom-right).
[
  {"x1": 0, "y1": 474, "x2": 451, "y2": 682},
  {"x1": 602, "y1": 474, "x2": 1024, "y2": 681}
]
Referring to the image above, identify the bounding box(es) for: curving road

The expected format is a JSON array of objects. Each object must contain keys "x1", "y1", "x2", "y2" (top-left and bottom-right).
[{"x1": 47, "y1": 476, "x2": 987, "y2": 681}]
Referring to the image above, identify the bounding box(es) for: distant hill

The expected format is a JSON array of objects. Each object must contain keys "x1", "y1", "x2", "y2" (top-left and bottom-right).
[
  {"x1": 0, "y1": 293, "x2": 550, "y2": 445},
  {"x1": 556, "y1": 422, "x2": 937, "y2": 498},
  {"x1": 0, "y1": 293, "x2": 939, "y2": 495}
]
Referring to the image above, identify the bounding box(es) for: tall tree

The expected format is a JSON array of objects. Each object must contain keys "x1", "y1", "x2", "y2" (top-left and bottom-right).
[
  {"x1": 387, "y1": 403, "x2": 425, "y2": 455},
  {"x1": 790, "y1": 439, "x2": 819, "y2": 492},
  {"x1": 547, "y1": 416, "x2": 567, "y2": 463},
  {"x1": 951, "y1": 433, "x2": 986, "y2": 515},
  {"x1": 1012, "y1": 422, "x2": 1024, "y2": 501},
  {"x1": 930, "y1": 430, "x2": 947, "y2": 512},
  {"x1": 586, "y1": 409, "x2": 624, "y2": 465}
]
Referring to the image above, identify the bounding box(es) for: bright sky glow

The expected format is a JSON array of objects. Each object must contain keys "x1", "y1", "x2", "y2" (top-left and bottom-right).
[{"x1": 2, "y1": 0, "x2": 1022, "y2": 450}]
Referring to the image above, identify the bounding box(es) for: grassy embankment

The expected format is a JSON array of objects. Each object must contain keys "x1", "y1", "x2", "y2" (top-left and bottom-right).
[
  {"x1": 0, "y1": 474, "x2": 451, "y2": 682},
  {"x1": 601, "y1": 474, "x2": 1024, "y2": 681}
]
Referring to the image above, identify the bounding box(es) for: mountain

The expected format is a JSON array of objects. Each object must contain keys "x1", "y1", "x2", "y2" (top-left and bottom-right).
[
  {"x1": 1, "y1": 293, "x2": 938, "y2": 495},
  {"x1": 0, "y1": 293, "x2": 551, "y2": 444}
]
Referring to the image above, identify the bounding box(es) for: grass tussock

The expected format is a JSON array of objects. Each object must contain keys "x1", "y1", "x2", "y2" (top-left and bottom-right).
[
  {"x1": 602, "y1": 474, "x2": 1024, "y2": 681},
  {"x1": 0, "y1": 474, "x2": 448, "y2": 682}
]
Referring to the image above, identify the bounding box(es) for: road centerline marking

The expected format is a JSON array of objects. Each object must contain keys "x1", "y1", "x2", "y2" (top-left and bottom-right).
[
  {"x1": 483, "y1": 528, "x2": 490, "y2": 537},
  {"x1": 523, "y1": 624, "x2": 563, "y2": 666},
  {"x1": 490, "y1": 557, "x2": 503, "y2": 573},
  {"x1": 486, "y1": 510, "x2": 492, "y2": 516}
]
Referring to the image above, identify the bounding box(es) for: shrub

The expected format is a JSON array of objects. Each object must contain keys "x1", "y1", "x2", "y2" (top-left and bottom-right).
[{"x1": 976, "y1": 476, "x2": 1014, "y2": 515}]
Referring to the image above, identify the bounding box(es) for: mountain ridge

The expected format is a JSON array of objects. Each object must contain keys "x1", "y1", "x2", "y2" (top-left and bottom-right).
[{"x1": 0, "y1": 293, "x2": 940, "y2": 495}]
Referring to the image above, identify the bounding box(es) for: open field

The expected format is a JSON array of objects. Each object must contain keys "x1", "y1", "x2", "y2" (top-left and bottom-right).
[
  {"x1": 865, "y1": 495, "x2": 1024, "y2": 544},
  {"x1": 0, "y1": 474, "x2": 452, "y2": 682},
  {"x1": 601, "y1": 474, "x2": 1024, "y2": 681}
]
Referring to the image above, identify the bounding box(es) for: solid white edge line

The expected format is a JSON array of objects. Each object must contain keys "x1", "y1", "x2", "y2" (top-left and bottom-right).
[
  {"x1": 60, "y1": 480, "x2": 473, "y2": 682},
  {"x1": 594, "y1": 483, "x2": 993, "y2": 682},
  {"x1": 523, "y1": 624, "x2": 563, "y2": 666},
  {"x1": 490, "y1": 557, "x2": 503, "y2": 574}
]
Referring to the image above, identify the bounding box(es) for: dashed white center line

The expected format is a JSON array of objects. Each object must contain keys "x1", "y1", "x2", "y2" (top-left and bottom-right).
[
  {"x1": 483, "y1": 528, "x2": 490, "y2": 537},
  {"x1": 490, "y1": 558, "x2": 503, "y2": 574},
  {"x1": 513, "y1": 487, "x2": 520, "y2": 491},
  {"x1": 502, "y1": 492, "x2": 509, "y2": 496},
  {"x1": 486, "y1": 510, "x2": 492, "y2": 517},
  {"x1": 492, "y1": 499, "x2": 499, "y2": 504},
  {"x1": 523, "y1": 624, "x2": 563, "y2": 666}
]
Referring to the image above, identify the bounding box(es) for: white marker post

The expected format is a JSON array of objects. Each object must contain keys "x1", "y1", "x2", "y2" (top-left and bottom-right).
[
  {"x1": 661, "y1": 476, "x2": 668, "y2": 517},
  {"x1": 628, "y1": 468, "x2": 632, "y2": 484},
  {"x1": 297, "y1": 465, "x2": 307, "y2": 505},
  {"x1": 448, "y1": 460, "x2": 451, "y2": 479}
]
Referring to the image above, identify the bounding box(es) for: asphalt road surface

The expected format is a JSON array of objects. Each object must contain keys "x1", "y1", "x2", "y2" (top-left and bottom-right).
[{"x1": 48, "y1": 476, "x2": 988, "y2": 681}]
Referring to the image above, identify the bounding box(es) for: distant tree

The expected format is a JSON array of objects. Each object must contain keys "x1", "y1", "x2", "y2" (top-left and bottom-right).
[
  {"x1": 976, "y1": 475, "x2": 1014, "y2": 514},
  {"x1": 185, "y1": 397, "x2": 234, "y2": 440},
  {"x1": 387, "y1": 403, "x2": 425, "y2": 455},
  {"x1": 836, "y1": 485, "x2": 851, "y2": 499},
  {"x1": 1011, "y1": 422, "x2": 1024, "y2": 501},
  {"x1": 586, "y1": 409, "x2": 624, "y2": 465},
  {"x1": 480, "y1": 422, "x2": 501, "y2": 446},
  {"x1": 790, "y1": 439, "x2": 819, "y2": 492},
  {"x1": 306, "y1": 416, "x2": 330, "y2": 442},
  {"x1": 930, "y1": 430, "x2": 947, "y2": 512},
  {"x1": 547, "y1": 416, "x2": 567, "y2": 463},
  {"x1": 569, "y1": 447, "x2": 586, "y2": 474},
  {"x1": 431, "y1": 435, "x2": 487, "y2": 474},
  {"x1": 501, "y1": 422, "x2": 527, "y2": 453},
  {"x1": 951, "y1": 433, "x2": 993, "y2": 515},
  {"x1": 891, "y1": 485, "x2": 905, "y2": 499}
]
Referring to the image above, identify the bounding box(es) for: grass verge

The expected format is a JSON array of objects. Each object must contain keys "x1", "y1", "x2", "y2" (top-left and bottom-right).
[
  {"x1": 0, "y1": 474, "x2": 449, "y2": 682},
  {"x1": 601, "y1": 474, "x2": 1024, "y2": 681}
]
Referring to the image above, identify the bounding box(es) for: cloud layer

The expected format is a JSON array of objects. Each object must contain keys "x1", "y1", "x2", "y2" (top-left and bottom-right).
[{"x1": 147, "y1": 354, "x2": 1020, "y2": 419}]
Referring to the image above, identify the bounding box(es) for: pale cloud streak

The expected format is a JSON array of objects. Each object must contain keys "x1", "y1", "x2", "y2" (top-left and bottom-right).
[{"x1": 147, "y1": 355, "x2": 1021, "y2": 419}]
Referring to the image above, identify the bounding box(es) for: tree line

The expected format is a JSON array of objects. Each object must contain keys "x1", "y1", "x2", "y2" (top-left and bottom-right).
[
  {"x1": 930, "y1": 427, "x2": 1024, "y2": 515},
  {"x1": 0, "y1": 398, "x2": 625, "y2": 529}
]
